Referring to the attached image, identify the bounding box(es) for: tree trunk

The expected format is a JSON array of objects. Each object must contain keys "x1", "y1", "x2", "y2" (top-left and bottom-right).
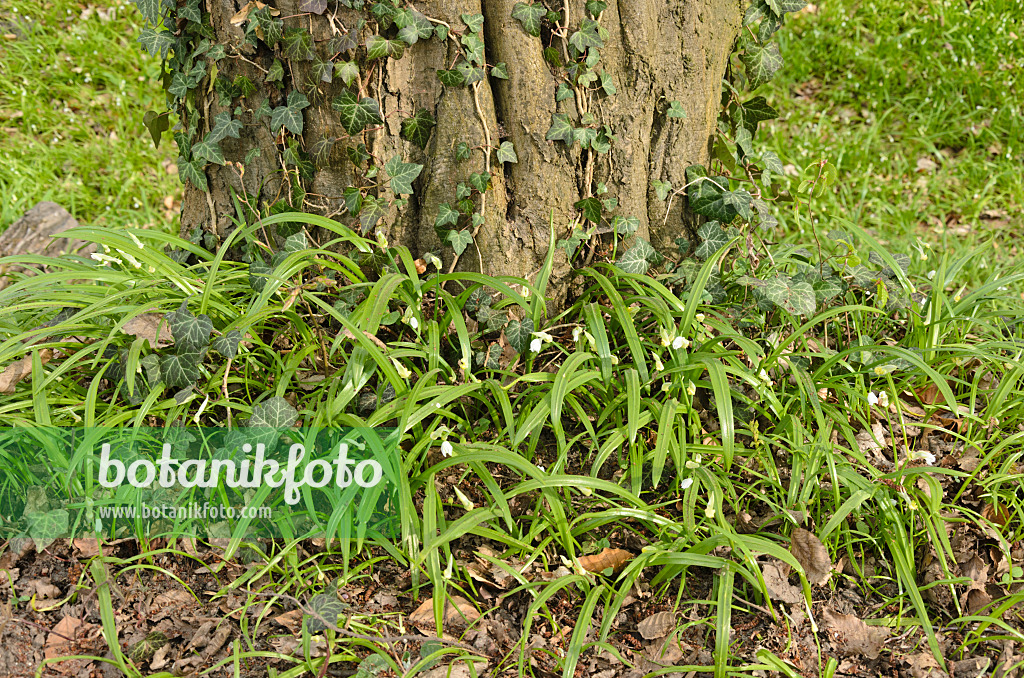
[{"x1": 180, "y1": 0, "x2": 742, "y2": 304}]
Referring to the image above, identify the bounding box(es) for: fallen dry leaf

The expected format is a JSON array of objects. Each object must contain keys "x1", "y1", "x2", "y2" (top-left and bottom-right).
[
  {"x1": 790, "y1": 528, "x2": 832, "y2": 586},
  {"x1": 121, "y1": 313, "x2": 173, "y2": 348},
  {"x1": 903, "y1": 651, "x2": 947, "y2": 678},
  {"x1": 821, "y1": 608, "x2": 889, "y2": 659},
  {"x1": 578, "y1": 548, "x2": 632, "y2": 574},
  {"x1": 0, "y1": 349, "x2": 52, "y2": 393},
  {"x1": 409, "y1": 595, "x2": 480, "y2": 628},
  {"x1": 761, "y1": 559, "x2": 803, "y2": 604},
  {"x1": 637, "y1": 611, "x2": 675, "y2": 640}
]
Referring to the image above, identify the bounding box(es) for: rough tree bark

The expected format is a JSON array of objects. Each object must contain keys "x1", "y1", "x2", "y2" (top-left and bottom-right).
[{"x1": 181, "y1": 0, "x2": 742, "y2": 304}]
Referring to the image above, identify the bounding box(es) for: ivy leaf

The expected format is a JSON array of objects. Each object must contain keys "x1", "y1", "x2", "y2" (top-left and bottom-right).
[
  {"x1": 166, "y1": 300, "x2": 213, "y2": 350},
  {"x1": 25, "y1": 509, "x2": 68, "y2": 551},
  {"x1": 305, "y1": 593, "x2": 348, "y2": 633},
  {"x1": 612, "y1": 215, "x2": 639, "y2": 235},
  {"x1": 332, "y1": 90, "x2": 382, "y2": 135},
  {"x1": 810, "y1": 272, "x2": 845, "y2": 303},
  {"x1": 739, "y1": 96, "x2": 778, "y2": 134},
  {"x1": 446, "y1": 229, "x2": 474, "y2": 256},
  {"x1": 312, "y1": 56, "x2": 334, "y2": 83},
  {"x1": 741, "y1": 41, "x2": 784, "y2": 90},
  {"x1": 599, "y1": 72, "x2": 616, "y2": 96},
  {"x1": 435, "y1": 203, "x2": 460, "y2": 229},
  {"x1": 282, "y1": 27, "x2": 316, "y2": 60},
  {"x1": 310, "y1": 137, "x2": 336, "y2": 166},
  {"x1": 615, "y1": 237, "x2": 658, "y2": 275},
  {"x1": 208, "y1": 112, "x2": 243, "y2": 143},
  {"x1": 569, "y1": 24, "x2": 604, "y2": 53},
  {"x1": 178, "y1": 158, "x2": 208, "y2": 191},
  {"x1": 329, "y1": 29, "x2": 359, "y2": 53},
  {"x1": 469, "y1": 172, "x2": 491, "y2": 193},
  {"x1": 265, "y1": 60, "x2": 284, "y2": 84},
  {"x1": 511, "y1": 2, "x2": 546, "y2": 37},
  {"x1": 465, "y1": 287, "x2": 492, "y2": 314},
  {"x1": 211, "y1": 330, "x2": 242, "y2": 359},
  {"x1": 139, "y1": 28, "x2": 176, "y2": 59},
  {"x1": 685, "y1": 165, "x2": 752, "y2": 222},
  {"x1": 178, "y1": 0, "x2": 201, "y2": 23},
  {"x1": 252, "y1": 7, "x2": 283, "y2": 46},
  {"x1": 504, "y1": 318, "x2": 534, "y2": 354},
  {"x1": 300, "y1": 0, "x2": 328, "y2": 14},
  {"x1": 249, "y1": 395, "x2": 298, "y2": 428},
  {"x1": 385, "y1": 155, "x2": 423, "y2": 195},
  {"x1": 575, "y1": 197, "x2": 602, "y2": 223},
  {"x1": 132, "y1": 0, "x2": 161, "y2": 24},
  {"x1": 491, "y1": 62, "x2": 509, "y2": 79},
  {"x1": 744, "y1": 0, "x2": 771, "y2": 25},
  {"x1": 232, "y1": 75, "x2": 257, "y2": 98},
  {"x1": 694, "y1": 221, "x2": 729, "y2": 260},
  {"x1": 331, "y1": 61, "x2": 358, "y2": 87},
  {"x1": 359, "y1": 196, "x2": 386, "y2": 232},
  {"x1": 573, "y1": 127, "x2": 597, "y2": 149},
  {"x1": 455, "y1": 142, "x2": 471, "y2": 162},
  {"x1": 455, "y1": 60, "x2": 485, "y2": 85},
  {"x1": 437, "y1": 69, "x2": 465, "y2": 87},
  {"x1": 456, "y1": 183, "x2": 472, "y2": 200},
  {"x1": 652, "y1": 179, "x2": 673, "y2": 201},
  {"x1": 248, "y1": 258, "x2": 272, "y2": 292},
  {"x1": 546, "y1": 113, "x2": 575, "y2": 145},
  {"x1": 758, "y1": 13, "x2": 783, "y2": 42},
  {"x1": 776, "y1": 0, "x2": 807, "y2": 12},
  {"x1": 271, "y1": 90, "x2": 309, "y2": 136},
  {"x1": 555, "y1": 83, "x2": 574, "y2": 102},
  {"x1": 496, "y1": 141, "x2": 518, "y2": 164},
  {"x1": 667, "y1": 100, "x2": 686, "y2": 118},
  {"x1": 366, "y1": 35, "x2": 404, "y2": 60},
  {"x1": 394, "y1": 8, "x2": 433, "y2": 44},
  {"x1": 750, "y1": 197, "x2": 778, "y2": 230},
  {"x1": 142, "y1": 110, "x2": 170, "y2": 147},
  {"x1": 764, "y1": 275, "x2": 816, "y2": 316},
  {"x1": 461, "y1": 13, "x2": 484, "y2": 33},
  {"x1": 401, "y1": 109, "x2": 435, "y2": 149},
  {"x1": 586, "y1": 0, "x2": 608, "y2": 15},
  {"x1": 191, "y1": 135, "x2": 225, "y2": 165},
  {"x1": 161, "y1": 348, "x2": 205, "y2": 387}
]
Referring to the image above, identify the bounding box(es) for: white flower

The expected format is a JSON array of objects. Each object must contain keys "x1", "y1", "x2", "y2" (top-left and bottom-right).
[
  {"x1": 685, "y1": 454, "x2": 702, "y2": 470},
  {"x1": 680, "y1": 477, "x2": 693, "y2": 490},
  {"x1": 530, "y1": 337, "x2": 542, "y2": 353},
  {"x1": 610, "y1": 355, "x2": 619, "y2": 365},
  {"x1": 659, "y1": 327, "x2": 673, "y2": 347},
  {"x1": 704, "y1": 505, "x2": 716, "y2": 519},
  {"x1": 532, "y1": 330, "x2": 554, "y2": 343},
  {"x1": 652, "y1": 353, "x2": 664, "y2": 371},
  {"x1": 868, "y1": 391, "x2": 889, "y2": 408},
  {"x1": 661, "y1": 381, "x2": 672, "y2": 393},
  {"x1": 429, "y1": 425, "x2": 450, "y2": 440},
  {"x1": 392, "y1": 359, "x2": 411, "y2": 380},
  {"x1": 440, "y1": 440, "x2": 454, "y2": 457},
  {"x1": 671, "y1": 336, "x2": 685, "y2": 350},
  {"x1": 758, "y1": 368, "x2": 773, "y2": 386},
  {"x1": 695, "y1": 313, "x2": 705, "y2": 322},
  {"x1": 686, "y1": 381, "x2": 696, "y2": 397},
  {"x1": 572, "y1": 326, "x2": 584, "y2": 342},
  {"x1": 409, "y1": 316, "x2": 419, "y2": 330},
  {"x1": 458, "y1": 357, "x2": 468, "y2": 371},
  {"x1": 910, "y1": 450, "x2": 936, "y2": 465},
  {"x1": 91, "y1": 252, "x2": 121, "y2": 266},
  {"x1": 119, "y1": 250, "x2": 142, "y2": 269},
  {"x1": 128, "y1": 231, "x2": 145, "y2": 249}
]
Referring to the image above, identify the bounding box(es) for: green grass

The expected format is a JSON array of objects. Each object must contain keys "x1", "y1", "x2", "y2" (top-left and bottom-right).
[
  {"x1": 762, "y1": 0, "x2": 1024, "y2": 281},
  {"x1": 0, "y1": 0, "x2": 179, "y2": 233}
]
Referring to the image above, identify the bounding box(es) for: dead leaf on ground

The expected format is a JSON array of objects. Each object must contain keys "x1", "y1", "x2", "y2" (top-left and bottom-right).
[
  {"x1": 578, "y1": 548, "x2": 632, "y2": 574},
  {"x1": 916, "y1": 157, "x2": 939, "y2": 173},
  {"x1": 121, "y1": 314, "x2": 173, "y2": 348},
  {"x1": 0, "y1": 349, "x2": 52, "y2": 393},
  {"x1": 409, "y1": 595, "x2": 480, "y2": 628},
  {"x1": 637, "y1": 611, "x2": 675, "y2": 640},
  {"x1": 790, "y1": 528, "x2": 832, "y2": 586},
  {"x1": 903, "y1": 652, "x2": 948, "y2": 678},
  {"x1": 821, "y1": 607, "x2": 889, "y2": 659},
  {"x1": 761, "y1": 559, "x2": 803, "y2": 604}
]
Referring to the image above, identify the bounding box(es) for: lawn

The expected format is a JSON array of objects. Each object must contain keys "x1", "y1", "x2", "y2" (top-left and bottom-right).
[{"x1": 0, "y1": 1, "x2": 1022, "y2": 677}]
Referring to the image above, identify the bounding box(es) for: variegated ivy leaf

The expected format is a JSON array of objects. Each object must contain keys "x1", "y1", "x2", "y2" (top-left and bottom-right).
[
  {"x1": 491, "y1": 62, "x2": 509, "y2": 79},
  {"x1": 211, "y1": 330, "x2": 242, "y2": 359},
  {"x1": 694, "y1": 221, "x2": 729, "y2": 260},
  {"x1": 511, "y1": 2, "x2": 546, "y2": 36},
  {"x1": 25, "y1": 509, "x2": 68, "y2": 552},
  {"x1": 586, "y1": 1, "x2": 607, "y2": 15},
  {"x1": 504, "y1": 317, "x2": 534, "y2": 354},
  {"x1": 393, "y1": 8, "x2": 432, "y2": 44},
  {"x1": 465, "y1": 287, "x2": 492, "y2": 314},
  {"x1": 667, "y1": 100, "x2": 686, "y2": 118},
  {"x1": 271, "y1": 90, "x2": 309, "y2": 136},
  {"x1": 366, "y1": 35, "x2": 404, "y2": 60},
  {"x1": 738, "y1": 95, "x2": 779, "y2": 134},
  {"x1": 385, "y1": 155, "x2": 423, "y2": 195},
  {"x1": 764, "y1": 275, "x2": 816, "y2": 316},
  {"x1": 615, "y1": 237, "x2": 658, "y2": 275},
  {"x1": 556, "y1": 83, "x2": 574, "y2": 102},
  {"x1": 435, "y1": 203, "x2": 460, "y2": 229},
  {"x1": 400, "y1": 109, "x2": 435, "y2": 149},
  {"x1": 138, "y1": 28, "x2": 176, "y2": 59},
  {"x1": 191, "y1": 134, "x2": 226, "y2": 165},
  {"x1": 569, "y1": 24, "x2": 603, "y2": 53},
  {"x1": 266, "y1": 59, "x2": 284, "y2": 83},
  {"x1": 336, "y1": 61, "x2": 359, "y2": 86},
  {"x1": 132, "y1": 0, "x2": 161, "y2": 24},
  {"x1": 496, "y1": 141, "x2": 518, "y2": 164},
  {"x1": 612, "y1": 215, "x2": 639, "y2": 235},
  {"x1": 208, "y1": 112, "x2": 243, "y2": 143},
  {"x1": 546, "y1": 113, "x2": 575, "y2": 144},
  {"x1": 305, "y1": 593, "x2": 348, "y2": 633},
  {"x1": 743, "y1": 0, "x2": 771, "y2": 25},
  {"x1": 810, "y1": 272, "x2": 845, "y2": 303},
  {"x1": 312, "y1": 56, "x2": 334, "y2": 83},
  {"x1": 575, "y1": 197, "x2": 602, "y2": 223},
  {"x1": 249, "y1": 395, "x2": 298, "y2": 428},
  {"x1": 332, "y1": 90, "x2": 383, "y2": 135},
  {"x1": 455, "y1": 60, "x2": 485, "y2": 85},
  {"x1": 685, "y1": 165, "x2": 753, "y2": 223},
  {"x1": 252, "y1": 7, "x2": 283, "y2": 46},
  {"x1": 461, "y1": 12, "x2": 484, "y2": 32},
  {"x1": 166, "y1": 300, "x2": 213, "y2": 350},
  {"x1": 446, "y1": 229, "x2": 474, "y2": 256},
  {"x1": 282, "y1": 27, "x2": 315, "y2": 60},
  {"x1": 161, "y1": 347, "x2": 205, "y2": 387},
  {"x1": 359, "y1": 196, "x2": 386, "y2": 232},
  {"x1": 741, "y1": 41, "x2": 784, "y2": 90},
  {"x1": 248, "y1": 258, "x2": 272, "y2": 292},
  {"x1": 299, "y1": 0, "x2": 327, "y2": 14},
  {"x1": 437, "y1": 69, "x2": 465, "y2": 87},
  {"x1": 750, "y1": 197, "x2": 778, "y2": 230},
  {"x1": 652, "y1": 179, "x2": 673, "y2": 201},
  {"x1": 469, "y1": 172, "x2": 490, "y2": 193}
]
